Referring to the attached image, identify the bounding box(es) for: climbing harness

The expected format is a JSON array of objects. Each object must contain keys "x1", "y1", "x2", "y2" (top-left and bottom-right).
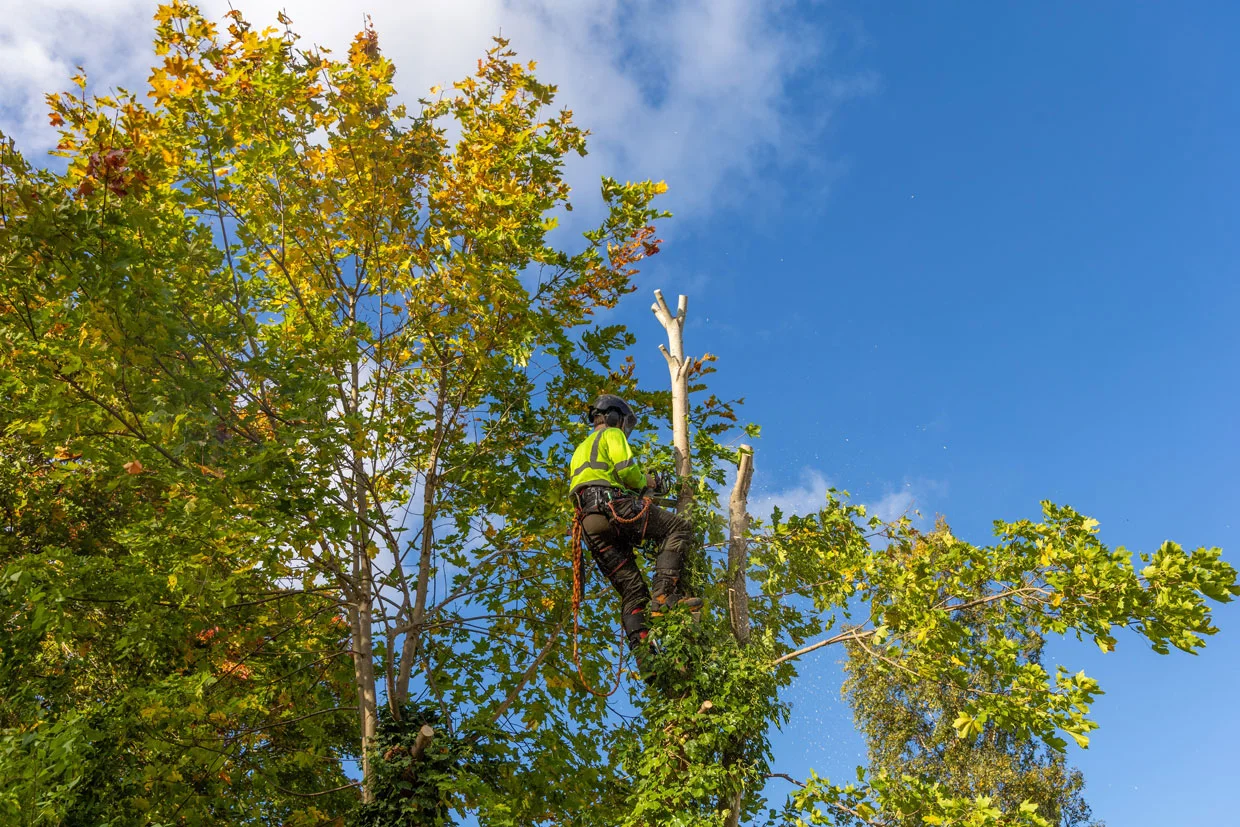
[{"x1": 569, "y1": 492, "x2": 654, "y2": 696}]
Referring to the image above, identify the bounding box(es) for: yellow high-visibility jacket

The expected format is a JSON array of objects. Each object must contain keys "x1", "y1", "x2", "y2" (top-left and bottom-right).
[{"x1": 568, "y1": 427, "x2": 645, "y2": 495}]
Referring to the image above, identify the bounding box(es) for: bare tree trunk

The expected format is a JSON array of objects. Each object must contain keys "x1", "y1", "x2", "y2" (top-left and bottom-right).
[
  {"x1": 724, "y1": 445, "x2": 756, "y2": 827},
  {"x1": 728, "y1": 447, "x2": 755, "y2": 646},
  {"x1": 653, "y1": 290, "x2": 756, "y2": 825},
  {"x1": 651, "y1": 290, "x2": 693, "y2": 511},
  {"x1": 410, "y1": 724, "x2": 436, "y2": 760},
  {"x1": 351, "y1": 574, "x2": 378, "y2": 801}
]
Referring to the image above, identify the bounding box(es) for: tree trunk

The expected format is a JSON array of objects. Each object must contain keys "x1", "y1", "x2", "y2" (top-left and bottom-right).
[
  {"x1": 728, "y1": 446, "x2": 755, "y2": 646},
  {"x1": 350, "y1": 583, "x2": 378, "y2": 801},
  {"x1": 349, "y1": 354, "x2": 379, "y2": 801},
  {"x1": 654, "y1": 291, "x2": 758, "y2": 825},
  {"x1": 398, "y1": 374, "x2": 446, "y2": 706},
  {"x1": 724, "y1": 445, "x2": 755, "y2": 827},
  {"x1": 651, "y1": 290, "x2": 693, "y2": 511}
]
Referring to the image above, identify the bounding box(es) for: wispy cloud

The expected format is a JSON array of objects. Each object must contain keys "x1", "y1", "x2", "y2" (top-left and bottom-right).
[
  {"x1": 748, "y1": 467, "x2": 942, "y2": 526},
  {"x1": 750, "y1": 468, "x2": 834, "y2": 519},
  {"x1": 0, "y1": 1, "x2": 153, "y2": 145},
  {"x1": 1, "y1": 0, "x2": 877, "y2": 222}
]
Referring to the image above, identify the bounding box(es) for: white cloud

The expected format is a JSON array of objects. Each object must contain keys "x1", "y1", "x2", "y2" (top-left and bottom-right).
[
  {"x1": 0, "y1": 0, "x2": 876, "y2": 221},
  {"x1": 748, "y1": 467, "x2": 938, "y2": 526},
  {"x1": 866, "y1": 488, "x2": 916, "y2": 524},
  {"x1": 0, "y1": 1, "x2": 153, "y2": 144},
  {"x1": 750, "y1": 467, "x2": 833, "y2": 519}
]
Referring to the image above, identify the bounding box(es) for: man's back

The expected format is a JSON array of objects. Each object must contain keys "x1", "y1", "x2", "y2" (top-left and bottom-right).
[{"x1": 568, "y1": 426, "x2": 645, "y2": 494}]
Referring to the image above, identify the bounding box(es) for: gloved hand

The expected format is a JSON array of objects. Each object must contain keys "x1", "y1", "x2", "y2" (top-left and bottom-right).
[{"x1": 647, "y1": 471, "x2": 674, "y2": 496}]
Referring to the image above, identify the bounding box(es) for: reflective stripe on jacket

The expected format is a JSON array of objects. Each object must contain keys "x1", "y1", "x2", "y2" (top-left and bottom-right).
[{"x1": 568, "y1": 427, "x2": 645, "y2": 495}]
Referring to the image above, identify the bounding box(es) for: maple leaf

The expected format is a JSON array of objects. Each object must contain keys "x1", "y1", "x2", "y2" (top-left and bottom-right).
[{"x1": 123, "y1": 459, "x2": 144, "y2": 475}]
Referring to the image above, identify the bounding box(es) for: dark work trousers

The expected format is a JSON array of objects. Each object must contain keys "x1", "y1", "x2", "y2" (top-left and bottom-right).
[{"x1": 579, "y1": 494, "x2": 694, "y2": 651}]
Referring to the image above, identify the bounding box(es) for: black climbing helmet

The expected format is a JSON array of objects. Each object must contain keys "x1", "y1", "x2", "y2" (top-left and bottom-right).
[{"x1": 585, "y1": 394, "x2": 637, "y2": 436}]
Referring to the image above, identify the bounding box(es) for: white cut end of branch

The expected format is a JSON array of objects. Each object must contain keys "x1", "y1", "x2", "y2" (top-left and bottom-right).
[
  {"x1": 652, "y1": 289, "x2": 673, "y2": 327},
  {"x1": 410, "y1": 724, "x2": 435, "y2": 760},
  {"x1": 659, "y1": 343, "x2": 678, "y2": 368}
]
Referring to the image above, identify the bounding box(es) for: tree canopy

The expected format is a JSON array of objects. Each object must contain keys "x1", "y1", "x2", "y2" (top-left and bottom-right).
[{"x1": 2, "y1": 4, "x2": 1236, "y2": 826}]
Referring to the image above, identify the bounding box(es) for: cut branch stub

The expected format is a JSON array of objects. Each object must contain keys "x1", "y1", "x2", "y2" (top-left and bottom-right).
[
  {"x1": 410, "y1": 724, "x2": 435, "y2": 761},
  {"x1": 651, "y1": 289, "x2": 687, "y2": 361}
]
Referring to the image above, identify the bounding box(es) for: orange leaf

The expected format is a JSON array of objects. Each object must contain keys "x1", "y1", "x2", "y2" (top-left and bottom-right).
[
  {"x1": 196, "y1": 463, "x2": 225, "y2": 479},
  {"x1": 123, "y1": 459, "x2": 144, "y2": 475}
]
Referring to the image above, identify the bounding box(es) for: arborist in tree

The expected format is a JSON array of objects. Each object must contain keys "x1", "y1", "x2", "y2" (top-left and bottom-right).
[{"x1": 569, "y1": 394, "x2": 702, "y2": 680}]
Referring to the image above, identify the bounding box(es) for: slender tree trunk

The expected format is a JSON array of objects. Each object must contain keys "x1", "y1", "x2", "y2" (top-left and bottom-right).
[
  {"x1": 397, "y1": 371, "x2": 447, "y2": 705},
  {"x1": 653, "y1": 290, "x2": 757, "y2": 824},
  {"x1": 724, "y1": 445, "x2": 756, "y2": 827},
  {"x1": 652, "y1": 290, "x2": 693, "y2": 511},
  {"x1": 728, "y1": 447, "x2": 755, "y2": 646},
  {"x1": 349, "y1": 354, "x2": 379, "y2": 801},
  {"x1": 351, "y1": 571, "x2": 378, "y2": 800}
]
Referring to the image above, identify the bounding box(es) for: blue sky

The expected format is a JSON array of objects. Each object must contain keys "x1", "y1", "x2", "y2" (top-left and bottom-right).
[
  {"x1": 4, "y1": 1, "x2": 1237, "y2": 823},
  {"x1": 623, "y1": 3, "x2": 1239, "y2": 824}
]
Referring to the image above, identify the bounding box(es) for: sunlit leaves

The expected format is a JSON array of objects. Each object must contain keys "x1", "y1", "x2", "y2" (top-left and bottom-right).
[
  {"x1": 754, "y1": 497, "x2": 1236, "y2": 824},
  {"x1": 2, "y1": 1, "x2": 672, "y2": 822}
]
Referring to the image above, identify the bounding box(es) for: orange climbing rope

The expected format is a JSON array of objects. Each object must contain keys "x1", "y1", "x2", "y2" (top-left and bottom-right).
[{"x1": 569, "y1": 495, "x2": 653, "y2": 697}]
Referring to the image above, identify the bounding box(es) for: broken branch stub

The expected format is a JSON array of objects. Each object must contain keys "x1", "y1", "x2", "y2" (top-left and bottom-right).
[{"x1": 410, "y1": 724, "x2": 435, "y2": 761}]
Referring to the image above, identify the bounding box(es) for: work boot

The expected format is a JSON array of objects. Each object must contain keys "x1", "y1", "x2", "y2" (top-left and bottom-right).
[
  {"x1": 633, "y1": 639, "x2": 659, "y2": 685},
  {"x1": 622, "y1": 608, "x2": 658, "y2": 682},
  {"x1": 649, "y1": 592, "x2": 703, "y2": 615},
  {"x1": 650, "y1": 569, "x2": 702, "y2": 618},
  {"x1": 649, "y1": 593, "x2": 704, "y2": 628}
]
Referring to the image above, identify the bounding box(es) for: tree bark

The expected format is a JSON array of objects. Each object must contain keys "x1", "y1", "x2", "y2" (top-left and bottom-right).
[
  {"x1": 724, "y1": 445, "x2": 755, "y2": 827},
  {"x1": 653, "y1": 290, "x2": 756, "y2": 825},
  {"x1": 651, "y1": 290, "x2": 693, "y2": 511},
  {"x1": 728, "y1": 446, "x2": 755, "y2": 646},
  {"x1": 410, "y1": 724, "x2": 435, "y2": 760},
  {"x1": 351, "y1": 586, "x2": 377, "y2": 802}
]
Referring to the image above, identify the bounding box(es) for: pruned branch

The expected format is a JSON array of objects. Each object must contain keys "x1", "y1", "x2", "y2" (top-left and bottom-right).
[{"x1": 410, "y1": 724, "x2": 435, "y2": 761}]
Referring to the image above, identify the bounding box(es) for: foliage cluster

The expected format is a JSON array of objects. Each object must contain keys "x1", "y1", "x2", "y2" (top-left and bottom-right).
[
  {"x1": 1, "y1": 4, "x2": 1236, "y2": 826},
  {"x1": 0, "y1": 436, "x2": 355, "y2": 825},
  {"x1": 843, "y1": 521, "x2": 1097, "y2": 827}
]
